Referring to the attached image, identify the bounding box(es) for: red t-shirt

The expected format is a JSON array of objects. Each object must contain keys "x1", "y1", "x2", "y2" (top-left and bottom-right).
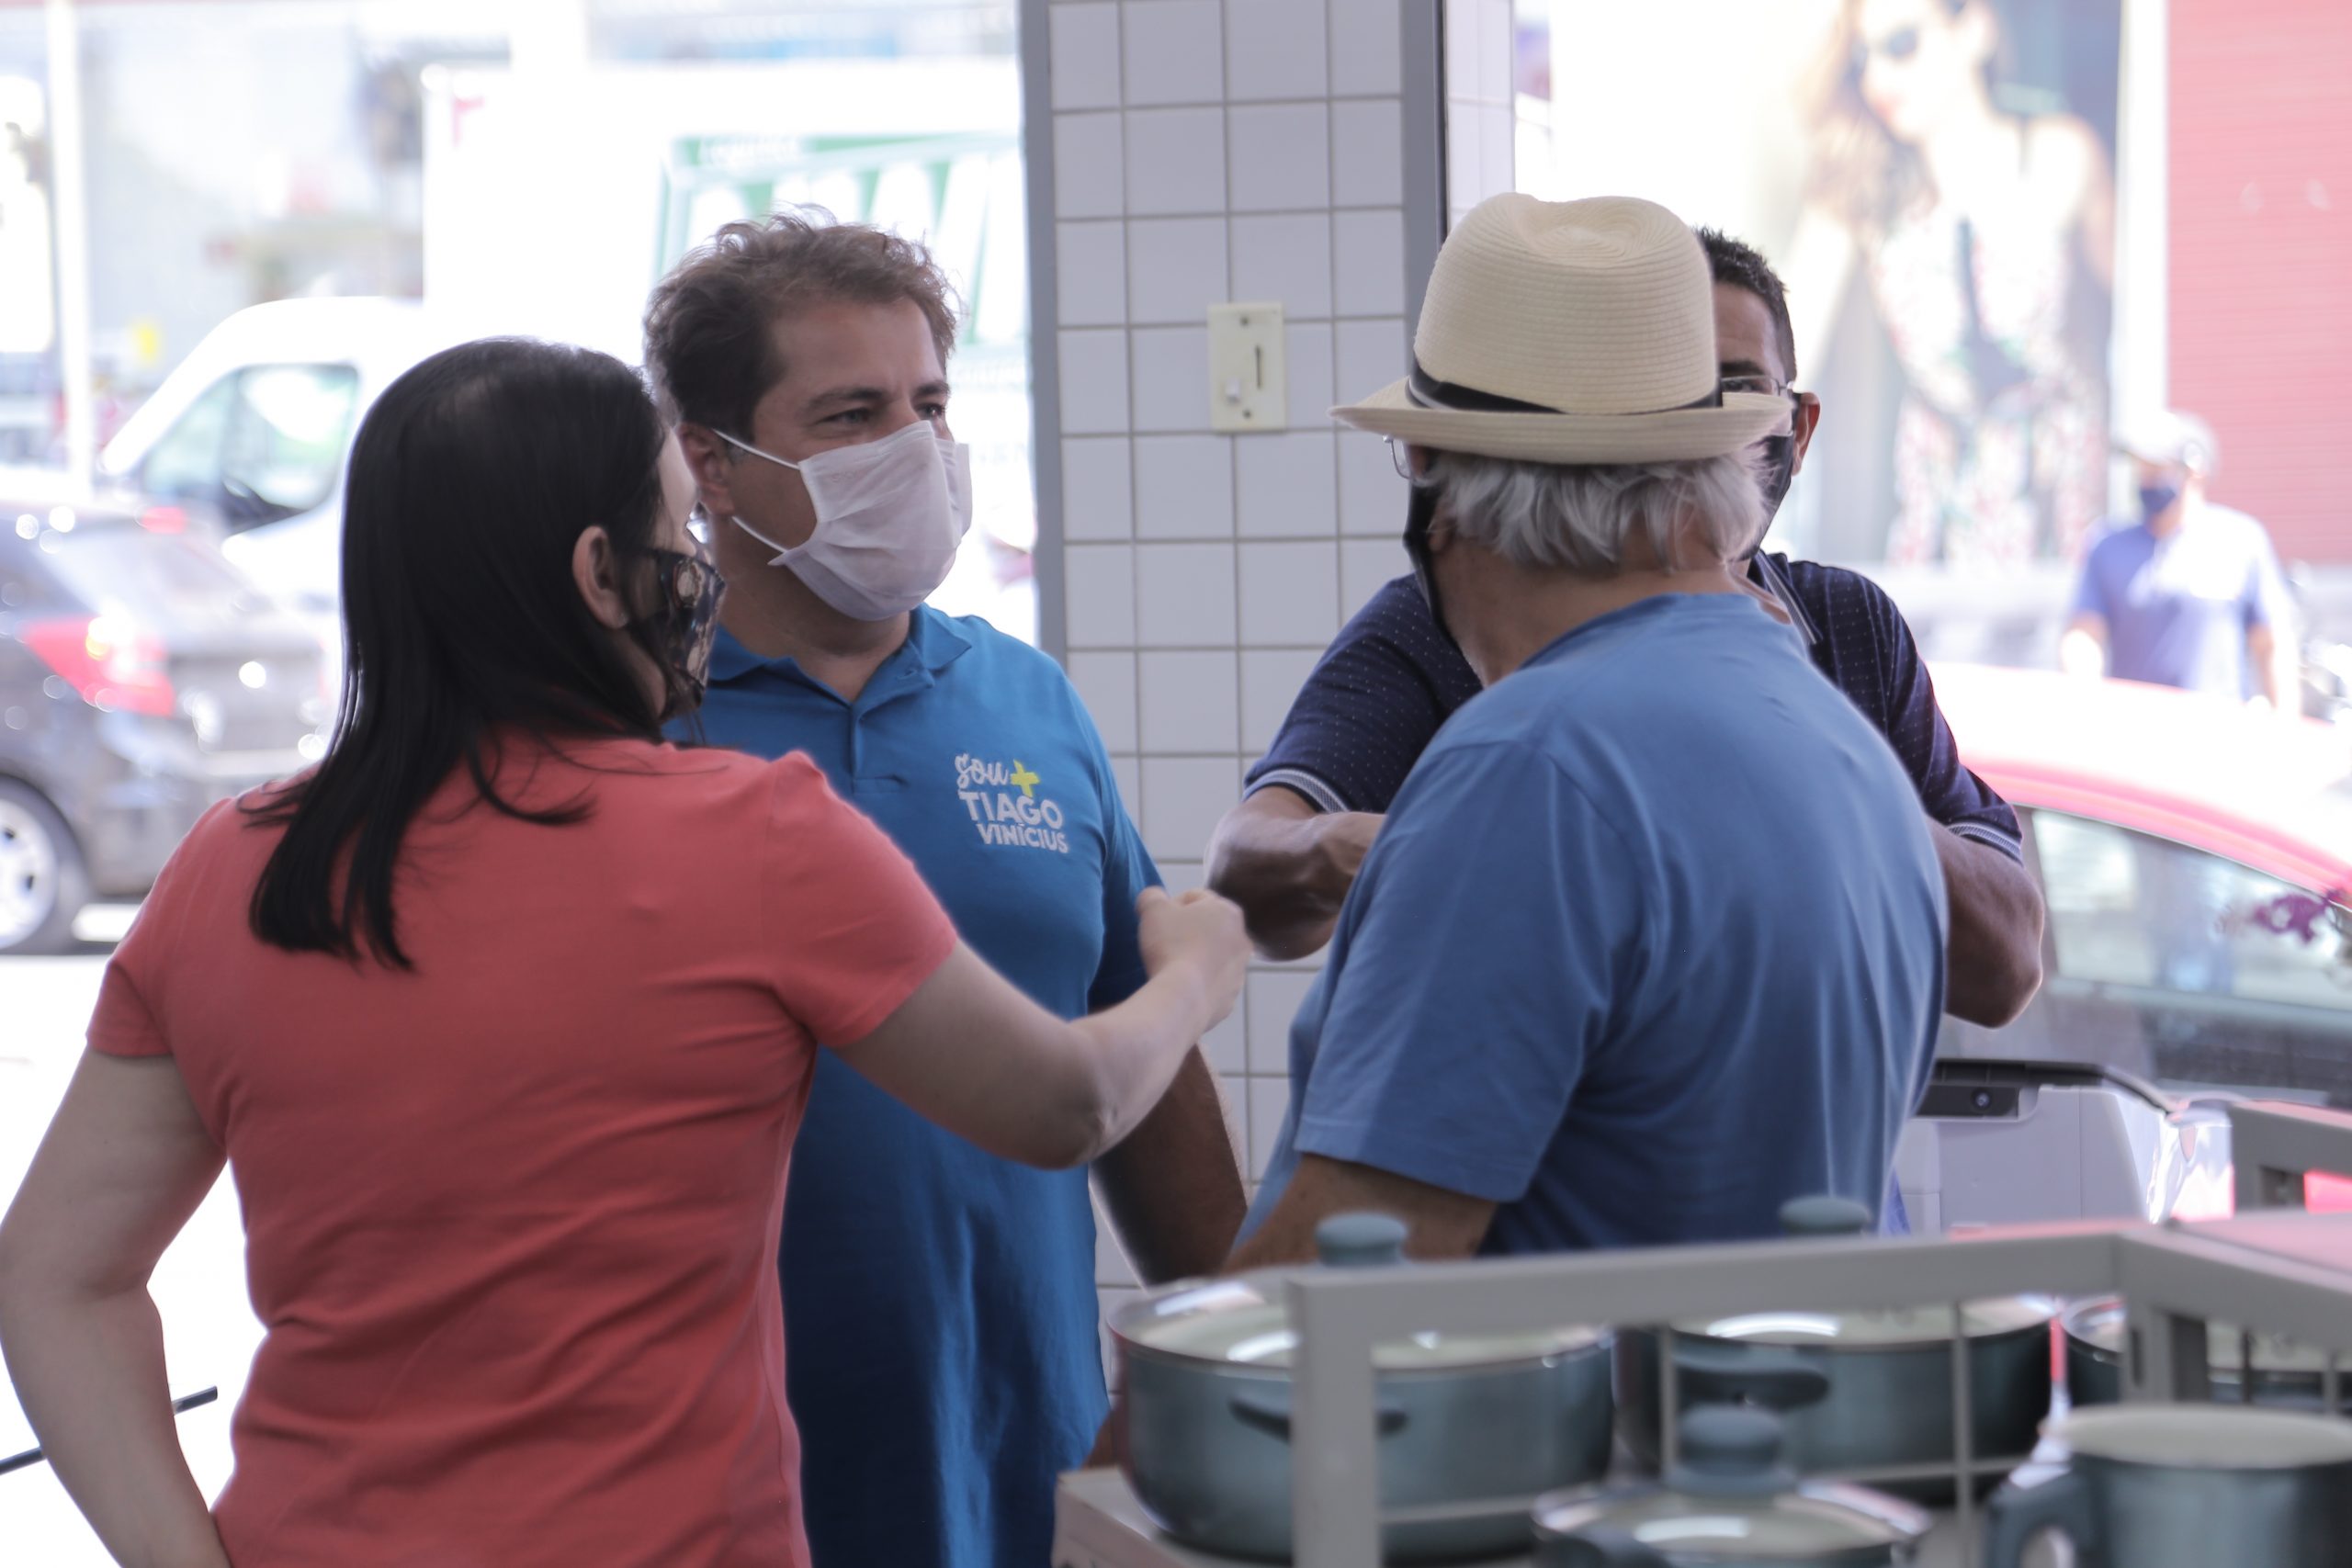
[{"x1": 87, "y1": 738, "x2": 956, "y2": 1568}]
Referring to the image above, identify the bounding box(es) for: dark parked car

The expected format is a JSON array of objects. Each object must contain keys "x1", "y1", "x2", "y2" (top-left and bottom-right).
[{"x1": 0, "y1": 501, "x2": 326, "y2": 953}]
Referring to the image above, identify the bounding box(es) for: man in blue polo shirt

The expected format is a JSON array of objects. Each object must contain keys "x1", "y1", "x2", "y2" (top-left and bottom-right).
[
  {"x1": 1209, "y1": 228, "x2": 2045, "y2": 1032},
  {"x1": 1225, "y1": 194, "x2": 1948, "y2": 1264},
  {"x1": 645, "y1": 213, "x2": 1243, "y2": 1568}
]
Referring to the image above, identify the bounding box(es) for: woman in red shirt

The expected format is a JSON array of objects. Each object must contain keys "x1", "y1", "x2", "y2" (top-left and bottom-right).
[{"x1": 0, "y1": 339, "x2": 1245, "y2": 1568}]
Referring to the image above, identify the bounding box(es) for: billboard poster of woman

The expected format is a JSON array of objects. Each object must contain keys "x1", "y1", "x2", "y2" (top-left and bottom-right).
[
  {"x1": 1518, "y1": 0, "x2": 2127, "y2": 570},
  {"x1": 1796, "y1": 0, "x2": 2118, "y2": 568}
]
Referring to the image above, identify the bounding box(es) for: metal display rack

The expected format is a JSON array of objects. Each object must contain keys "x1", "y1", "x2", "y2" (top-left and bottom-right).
[{"x1": 1057, "y1": 1100, "x2": 2352, "y2": 1568}]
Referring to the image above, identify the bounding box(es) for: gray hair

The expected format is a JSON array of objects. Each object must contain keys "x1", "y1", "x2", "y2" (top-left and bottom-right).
[{"x1": 1416, "y1": 449, "x2": 1765, "y2": 574}]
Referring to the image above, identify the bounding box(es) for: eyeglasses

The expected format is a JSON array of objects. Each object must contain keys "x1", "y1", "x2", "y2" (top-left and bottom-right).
[
  {"x1": 1722, "y1": 373, "x2": 1795, "y2": 401},
  {"x1": 1385, "y1": 436, "x2": 1415, "y2": 479}
]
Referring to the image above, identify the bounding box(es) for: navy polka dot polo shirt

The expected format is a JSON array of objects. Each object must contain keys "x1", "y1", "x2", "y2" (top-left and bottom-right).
[{"x1": 1247, "y1": 557, "x2": 2024, "y2": 859}]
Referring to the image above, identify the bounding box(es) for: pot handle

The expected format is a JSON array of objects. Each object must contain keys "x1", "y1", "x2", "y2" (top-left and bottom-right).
[
  {"x1": 1541, "y1": 1526, "x2": 1675, "y2": 1568},
  {"x1": 1227, "y1": 1389, "x2": 1408, "y2": 1442},
  {"x1": 1671, "y1": 1345, "x2": 1831, "y2": 1412},
  {"x1": 1982, "y1": 1467, "x2": 2099, "y2": 1568}
]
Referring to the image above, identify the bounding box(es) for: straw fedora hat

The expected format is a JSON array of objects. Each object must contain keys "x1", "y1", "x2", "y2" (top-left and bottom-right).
[{"x1": 1333, "y1": 194, "x2": 1788, "y2": 464}]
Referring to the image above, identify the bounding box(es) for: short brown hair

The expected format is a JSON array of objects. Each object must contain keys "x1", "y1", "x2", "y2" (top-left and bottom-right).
[{"x1": 642, "y1": 208, "x2": 961, "y2": 437}]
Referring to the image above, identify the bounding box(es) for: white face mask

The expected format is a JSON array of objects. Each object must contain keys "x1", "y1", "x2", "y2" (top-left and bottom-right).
[{"x1": 718, "y1": 418, "x2": 974, "y2": 620}]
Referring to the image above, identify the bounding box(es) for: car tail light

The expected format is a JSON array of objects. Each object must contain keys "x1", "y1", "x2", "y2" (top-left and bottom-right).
[
  {"x1": 138, "y1": 504, "x2": 188, "y2": 534},
  {"x1": 19, "y1": 615, "x2": 177, "y2": 716}
]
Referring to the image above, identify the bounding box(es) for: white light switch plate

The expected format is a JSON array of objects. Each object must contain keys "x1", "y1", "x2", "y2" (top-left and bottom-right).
[{"x1": 1206, "y1": 301, "x2": 1287, "y2": 433}]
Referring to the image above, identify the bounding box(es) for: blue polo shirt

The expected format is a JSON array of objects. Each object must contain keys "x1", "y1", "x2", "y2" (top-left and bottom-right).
[
  {"x1": 1242, "y1": 594, "x2": 1949, "y2": 1252},
  {"x1": 677, "y1": 608, "x2": 1157, "y2": 1568}
]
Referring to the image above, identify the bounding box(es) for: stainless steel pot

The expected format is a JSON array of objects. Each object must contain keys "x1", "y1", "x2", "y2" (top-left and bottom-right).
[
  {"x1": 1532, "y1": 1405, "x2": 1930, "y2": 1566},
  {"x1": 2061, "y1": 1295, "x2": 2342, "y2": 1412},
  {"x1": 1111, "y1": 1213, "x2": 1613, "y2": 1563},
  {"x1": 1983, "y1": 1405, "x2": 2352, "y2": 1567},
  {"x1": 1614, "y1": 1199, "x2": 2054, "y2": 1503}
]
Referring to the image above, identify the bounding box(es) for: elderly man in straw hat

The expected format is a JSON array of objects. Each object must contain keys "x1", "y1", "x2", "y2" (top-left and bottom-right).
[{"x1": 1227, "y1": 195, "x2": 1947, "y2": 1265}]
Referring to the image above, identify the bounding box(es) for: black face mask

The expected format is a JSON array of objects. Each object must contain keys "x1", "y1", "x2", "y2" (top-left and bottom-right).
[
  {"x1": 1757, "y1": 432, "x2": 1798, "y2": 519},
  {"x1": 1402, "y1": 482, "x2": 1458, "y2": 650},
  {"x1": 631, "y1": 539, "x2": 727, "y2": 720}
]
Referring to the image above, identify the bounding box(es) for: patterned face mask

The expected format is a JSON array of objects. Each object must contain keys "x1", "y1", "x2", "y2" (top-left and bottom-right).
[{"x1": 630, "y1": 533, "x2": 726, "y2": 718}]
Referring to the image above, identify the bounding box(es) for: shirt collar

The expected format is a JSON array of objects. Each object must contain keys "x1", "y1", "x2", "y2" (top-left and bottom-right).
[
  {"x1": 1747, "y1": 551, "x2": 1820, "y2": 648},
  {"x1": 707, "y1": 605, "x2": 975, "y2": 688}
]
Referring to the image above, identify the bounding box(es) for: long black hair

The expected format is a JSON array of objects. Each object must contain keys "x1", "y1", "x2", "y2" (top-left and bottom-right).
[{"x1": 248, "y1": 338, "x2": 673, "y2": 968}]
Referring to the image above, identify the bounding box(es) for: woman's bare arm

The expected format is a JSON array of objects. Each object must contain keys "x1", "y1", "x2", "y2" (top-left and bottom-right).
[
  {"x1": 0, "y1": 1052, "x2": 232, "y2": 1568},
  {"x1": 838, "y1": 888, "x2": 1248, "y2": 1169}
]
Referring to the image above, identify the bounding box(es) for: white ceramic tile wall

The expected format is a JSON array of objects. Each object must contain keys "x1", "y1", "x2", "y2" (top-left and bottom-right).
[
  {"x1": 1234, "y1": 429, "x2": 1337, "y2": 538},
  {"x1": 1057, "y1": 220, "x2": 1127, "y2": 325},
  {"x1": 1136, "y1": 540, "x2": 1238, "y2": 646},
  {"x1": 1122, "y1": 0, "x2": 1223, "y2": 107},
  {"x1": 1230, "y1": 212, "x2": 1332, "y2": 320},
  {"x1": 1057, "y1": 329, "x2": 1130, "y2": 434},
  {"x1": 1224, "y1": 0, "x2": 1327, "y2": 102},
  {"x1": 1125, "y1": 107, "x2": 1227, "y2": 216},
  {"x1": 1133, "y1": 433, "x2": 1233, "y2": 538},
  {"x1": 1227, "y1": 103, "x2": 1330, "y2": 212},
  {"x1": 1061, "y1": 434, "x2": 1134, "y2": 539},
  {"x1": 1332, "y1": 209, "x2": 1407, "y2": 317},
  {"x1": 1039, "y1": 0, "x2": 1498, "y2": 1291},
  {"x1": 1138, "y1": 649, "x2": 1239, "y2": 752},
  {"x1": 1049, "y1": 4, "x2": 1123, "y2": 112},
  {"x1": 1069, "y1": 649, "x2": 1139, "y2": 750},
  {"x1": 1126, "y1": 216, "x2": 1228, "y2": 324},
  {"x1": 1337, "y1": 428, "x2": 1404, "y2": 536}
]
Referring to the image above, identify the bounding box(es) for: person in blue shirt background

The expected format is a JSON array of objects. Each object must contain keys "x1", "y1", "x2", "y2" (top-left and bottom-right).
[
  {"x1": 643, "y1": 212, "x2": 1244, "y2": 1568},
  {"x1": 1227, "y1": 193, "x2": 1947, "y2": 1267},
  {"x1": 2062, "y1": 410, "x2": 2300, "y2": 710}
]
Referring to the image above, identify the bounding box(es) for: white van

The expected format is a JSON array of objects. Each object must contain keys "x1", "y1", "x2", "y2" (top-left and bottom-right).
[{"x1": 97, "y1": 298, "x2": 462, "y2": 671}]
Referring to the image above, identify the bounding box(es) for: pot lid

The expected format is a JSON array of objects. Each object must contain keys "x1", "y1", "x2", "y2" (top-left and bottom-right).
[
  {"x1": 2052, "y1": 1405, "x2": 2352, "y2": 1470},
  {"x1": 1669, "y1": 1197, "x2": 2051, "y2": 1347},
  {"x1": 1534, "y1": 1409, "x2": 1929, "y2": 1562},
  {"x1": 1118, "y1": 1280, "x2": 1604, "y2": 1370},
  {"x1": 1116, "y1": 1211, "x2": 1603, "y2": 1371},
  {"x1": 2062, "y1": 1295, "x2": 2338, "y2": 1374},
  {"x1": 1680, "y1": 1294, "x2": 2053, "y2": 1348}
]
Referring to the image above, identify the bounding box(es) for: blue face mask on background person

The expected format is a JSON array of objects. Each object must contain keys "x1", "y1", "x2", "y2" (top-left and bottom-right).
[{"x1": 2138, "y1": 479, "x2": 2185, "y2": 523}]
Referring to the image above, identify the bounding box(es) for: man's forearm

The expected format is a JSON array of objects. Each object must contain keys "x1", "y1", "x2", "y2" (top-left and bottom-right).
[
  {"x1": 0, "y1": 1284, "x2": 230, "y2": 1568},
  {"x1": 1093, "y1": 1046, "x2": 1247, "y2": 1283},
  {"x1": 1205, "y1": 795, "x2": 1359, "y2": 961},
  {"x1": 1936, "y1": 827, "x2": 2046, "y2": 1028}
]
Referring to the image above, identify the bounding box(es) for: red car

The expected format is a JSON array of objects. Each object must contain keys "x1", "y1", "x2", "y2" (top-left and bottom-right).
[{"x1": 1932, "y1": 666, "x2": 2352, "y2": 1208}]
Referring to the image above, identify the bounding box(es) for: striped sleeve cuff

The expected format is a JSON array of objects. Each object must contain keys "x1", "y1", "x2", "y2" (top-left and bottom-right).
[
  {"x1": 1245, "y1": 767, "x2": 1350, "y2": 815},
  {"x1": 1949, "y1": 820, "x2": 2026, "y2": 863}
]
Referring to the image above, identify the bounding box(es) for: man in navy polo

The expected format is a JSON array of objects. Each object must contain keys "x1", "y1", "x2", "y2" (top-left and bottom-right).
[
  {"x1": 1208, "y1": 229, "x2": 2046, "y2": 1031},
  {"x1": 646, "y1": 213, "x2": 1243, "y2": 1568}
]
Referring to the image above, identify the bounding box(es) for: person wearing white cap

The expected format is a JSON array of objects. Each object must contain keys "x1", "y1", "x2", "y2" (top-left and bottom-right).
[
  {"x1": 2061, "y1": 411, "x2": 2298, "y2": 709},
  {"x1": 1226, "y1": 194, "x2": 1949, "y2": 1265}
]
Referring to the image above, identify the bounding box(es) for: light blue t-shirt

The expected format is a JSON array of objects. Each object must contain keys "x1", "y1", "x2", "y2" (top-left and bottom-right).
[
  {"x1": 679, "y1": 608, "x2": 1157, "y2": 1568},
  {"x1": 1244, "y1": 593, "x2": 1948, "y2": 1254},
  {"x1": 2069, "y1": 505, "x2": 2290, "y2": 699}
]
